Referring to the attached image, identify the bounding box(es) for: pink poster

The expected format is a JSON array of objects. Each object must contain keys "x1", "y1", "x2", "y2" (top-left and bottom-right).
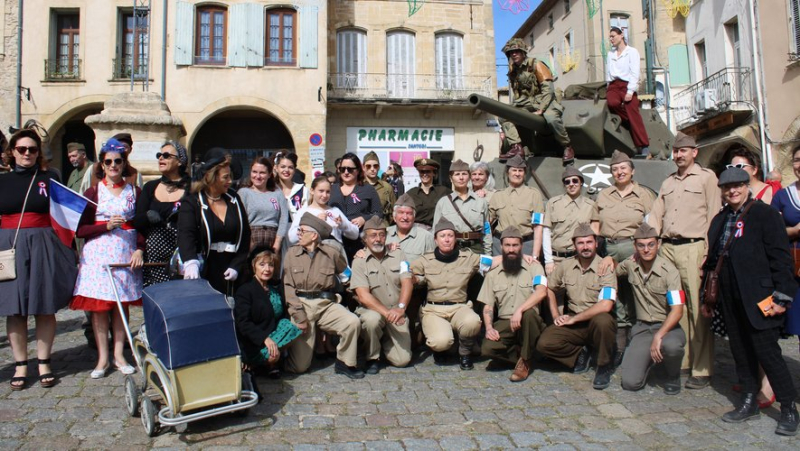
[{"x1": 390, "y1": 151, "x2": 429, "y2": 167}]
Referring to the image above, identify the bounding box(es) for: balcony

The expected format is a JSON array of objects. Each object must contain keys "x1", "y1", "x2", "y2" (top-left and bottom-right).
[
  {"x1": 44, "y1": 58, "x2": 82, "y2": 81},
  {"x1": 112, "y1": 58, "x2": 148, "y2": 80},
  {"x1": 327, "y1": 73, "x2": 493, "y2": 103},
  {"x1": 673, "y1": 67, "x2": 754, "y2": 130}
]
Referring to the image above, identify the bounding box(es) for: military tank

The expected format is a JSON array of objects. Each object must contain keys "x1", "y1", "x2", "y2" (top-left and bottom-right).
[{"x1": 470, "y1": 82, "x2": 676, "y2": 198}]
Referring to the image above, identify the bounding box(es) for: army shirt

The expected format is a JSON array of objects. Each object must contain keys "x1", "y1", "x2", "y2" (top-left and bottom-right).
[
  {"x1": 548, "y1": 254, "x2": 617, "y2": 314},
  {"x1": 283, "y1": 243, "x2": 348, "y2": 323},
  {"x1": 433, "y1": 191, "x2": 492, "y2": 254},
  {"x1": 368, "y1": 178, "x2": 397, "y2": 224},
  {"x1": 591, "y1": 182, "x2": 655, "y2": 239},
  {"x1": 615, "y1": 256, "x2": 683, "y2": 323},
  {"x1": 647, "y1": 163, "x2": 721, "y2": 239},
  {"x1": 509, "y1": 57, "x2": 559, "y2": 112},
  {"x1": 407, "y1": 184, "x2": 452, "y2": 226},
  {"x1": 478, "y1": 260, "x2": 547, "y2": 319},
  {"x1": 386, "y1": 224, "x2": 435, "y2": 263},
  {"x1": 351, "y1": 249, "x2": 412, "y2": 309},
  {"x1": 410, "y1": 249, "x2": 480, "y2": 303},
  {"x1": 543, "y1": 194, "x2": 595, "y2": 252},
  {"x1": 489, "y1": 185, "x2": 545, "y2": 237}
]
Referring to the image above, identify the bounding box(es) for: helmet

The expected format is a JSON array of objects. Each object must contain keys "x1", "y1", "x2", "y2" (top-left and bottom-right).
[{"x1": 502, "y1": 38, "x2": 528, "y2": 57}]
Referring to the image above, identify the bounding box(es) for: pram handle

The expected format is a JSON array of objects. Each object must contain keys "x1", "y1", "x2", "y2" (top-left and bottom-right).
[{"x1": 107, "y1": 262, "x2": 168, "y2": 268}]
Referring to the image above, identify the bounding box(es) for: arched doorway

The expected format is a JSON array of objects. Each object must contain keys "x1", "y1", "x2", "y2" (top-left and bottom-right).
[
  {"x1": 48, "y1": 105, "x2": 103, "y2": 179},
  {"x1": 191, "y1": 108, "x2": 294, "y2": 180}
]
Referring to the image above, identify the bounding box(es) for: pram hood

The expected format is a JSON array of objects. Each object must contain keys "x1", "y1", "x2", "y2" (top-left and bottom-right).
[{"x1": 142, "y1": 280, "x2": 241, "y2": 370}]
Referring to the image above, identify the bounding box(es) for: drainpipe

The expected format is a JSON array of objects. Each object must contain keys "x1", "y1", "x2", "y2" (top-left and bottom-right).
[
  {"x1": 749, "y1": 0, "x2": 771, "y2": 171},
  {"x1": 15, "y1": 0, "x2": 23, "y2": 128},
  {"x1": 648, "y1": 0, "x2": 671, "y2": 130},
  {"x1": 161, "y1": 0, "x2": 168, "y2": 101}
]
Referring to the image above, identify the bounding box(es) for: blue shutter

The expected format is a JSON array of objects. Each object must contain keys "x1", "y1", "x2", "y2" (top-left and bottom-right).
[
  {"x1": 174, "y1": 1, "x2": 194, "y2": 65},
  {"x1": 227, "y1": 4, "x2": 247, "y2": 67},
  {"x1": 299, "y1": 6, "x2": 318, "y2": 68},
  {"x1": 247, "y1": 3, "x2": 265, "y2": 66}
]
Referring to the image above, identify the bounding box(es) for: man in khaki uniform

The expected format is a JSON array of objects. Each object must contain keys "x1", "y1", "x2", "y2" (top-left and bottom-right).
[
  {"x1": 537, "y1": 223, "x2": 618, "y2": 390},
  {"x1": 434, "y1": 159, "x2": 492, "y2": 255},
  {"x1": 351, "y1": 217, "x2": 413, "y2": 374},
  {"x1": 407, "y1": 158, "x2": 451, "y2": 229},
  {"x1": 647, "y1": 132, "x2": 721, "y2": 389},
  {"x1": 284, "y1": 213, "x2": 364, "y2": 378},
  {"x1": 411, "y1": 218, "x2": 482, "y2": 370},
  {"x1": 363, "y1": 151, "x2": 396, "y2": 224},
  {"x1": 480, "y1": 226, "x2": 548, "y2": 382},
  {"x1": 489, "y1": 155, "x2": 545, "y2": 258},
  {"x1": 387, "y1": 194, "x2": 436, "y2": 263},
  {"x1": 543, "y1": 166, "x2": 595, "y2": 275},
  {"x1": 615, "y1": 223, "x2": 686, "y2": 395},
  {"x1": 591, "y1": 150, "x2": 656, "y2": 366}
]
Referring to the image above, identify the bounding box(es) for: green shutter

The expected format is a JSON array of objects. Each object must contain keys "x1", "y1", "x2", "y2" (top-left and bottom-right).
[
  {"x1": 174, "y1": 1, "x2": 194, "y2": 65},
  {"x1": 667, "y1": 44, "x2": 690, "y2": 86},
  {"x1": 299, "y1": 6, "x2": 318, "y2": 68},
  {"x1": 228, "y1": 4, "x2": 248, "y2": 67}
]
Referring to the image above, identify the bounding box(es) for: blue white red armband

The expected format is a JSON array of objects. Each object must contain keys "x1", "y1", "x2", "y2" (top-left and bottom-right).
[{"x1": 667, "y1": 290, "x2": 686, "y2": 306}]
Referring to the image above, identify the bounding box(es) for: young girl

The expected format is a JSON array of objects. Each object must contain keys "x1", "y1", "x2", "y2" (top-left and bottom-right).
[
  {"x1": 288, "y1": 176, "x2": 359, "y2": 250},
  {"x1": 274, "y1": 151, "x2": 308, "y2": 222}
]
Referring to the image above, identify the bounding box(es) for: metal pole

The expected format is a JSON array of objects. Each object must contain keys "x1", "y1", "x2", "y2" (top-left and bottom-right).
[
  {"x1": 161, "y1": 0, "x2": 168, "y2": 101},
  {"x1": 749, "y1": 0, "x2": 771, "y2": 171},
  {"x1": 15, "y1": 0, "x2": 24, "y2": 128},
  {"x1": 105, "y1": 265, "x2": 142, "y2": 369}
]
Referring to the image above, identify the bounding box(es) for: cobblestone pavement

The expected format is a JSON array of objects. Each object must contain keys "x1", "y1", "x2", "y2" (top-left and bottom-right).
[{"x1": 1, "y1": 308, "x2": 799, "y2": 450}]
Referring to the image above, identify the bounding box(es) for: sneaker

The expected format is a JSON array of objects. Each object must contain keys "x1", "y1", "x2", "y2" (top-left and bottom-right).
[
  {"x1": 685, "y1": 376, "x2": 711, "y2": 390},
  {"x1": 509, "y1": 358, "x2": 531, "y2": 382},
  {"x1": 365, "y1": 360, "x2": 380, "y2": 375},
  {"x1": 573, "y1": 347, "x2": 592, "y2": 374},
  {"x1": 593, "y1": 364, "x2": 614, "y2": 390},
  {"x1": 776, "y1": 402, "x2": 799, "y2": 436},
  {"x1": 459, "y1": 355, "x2": 474, "y2": 371},
  {"x1": 334, "y1": 359, "x2": 365, "y2": 379}
]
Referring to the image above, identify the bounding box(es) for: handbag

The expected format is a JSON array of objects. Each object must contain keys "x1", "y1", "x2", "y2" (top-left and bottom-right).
[
  {"x1": 0, "y1": 169, "x2": 39, "y2": 281},
  {"x1": 790, "y1": 247, "x2": 800, "y2": 278},
  {"x1": 702, "y1": 200, "x2": 755, "y2": 307}
]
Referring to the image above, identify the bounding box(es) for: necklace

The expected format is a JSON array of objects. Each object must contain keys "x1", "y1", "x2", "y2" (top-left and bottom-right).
[{"x1": 206, "y1": 192, "x2": 222, "y2": 202}]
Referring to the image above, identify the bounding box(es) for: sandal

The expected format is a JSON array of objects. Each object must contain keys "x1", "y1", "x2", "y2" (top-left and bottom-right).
[
  {"x1": 38, "y1": 358, "x2": 58, "y2": 388},
  {"x1": 10, "y1": 360, "x2": 28, "y2": 391}
]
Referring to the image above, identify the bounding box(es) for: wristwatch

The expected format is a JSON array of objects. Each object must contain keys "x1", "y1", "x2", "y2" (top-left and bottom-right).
[{"x1": 398, "y1": 303, "x2": 406, "y2": 309}]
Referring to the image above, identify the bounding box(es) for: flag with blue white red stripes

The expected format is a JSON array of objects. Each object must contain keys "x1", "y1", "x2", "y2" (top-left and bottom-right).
[{"x1": 667, "y1": 290, "x2": 686, "y2": 306}]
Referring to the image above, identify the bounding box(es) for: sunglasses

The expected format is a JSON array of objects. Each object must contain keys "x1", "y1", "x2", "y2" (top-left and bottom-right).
[
  {"x1": 364, "y1": 164, "x2": 380, "y2": 169},
  {"x1": 726, "y1": 163, "x2": 753, "y2": 170},
  {"x1": 103, "y1": 158, "x2": 124, "y2": 166},
  {"x1": 339, "y1": 166, "x2": 358, "y2": 173},
  {"x1": 563, "y1": 177, "x2": 582, "y2": 186},
  {"x1": 156, "y1": 152, "x2": 177, "y2": 160},
  {"x1": 14, "y1": 146, "x2": 39, "y2": 154}
]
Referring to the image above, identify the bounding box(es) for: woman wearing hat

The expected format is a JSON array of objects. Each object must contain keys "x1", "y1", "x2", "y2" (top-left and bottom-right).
[
  {"x1": 406, "y1": 158, "x2": 451, "y2": 230},
  {"x1": 178, "y1": 148, "x2": 251, "y2": 294},
  {"x1": 133, "y1": 141, "x2": 190, "y2": 286}
]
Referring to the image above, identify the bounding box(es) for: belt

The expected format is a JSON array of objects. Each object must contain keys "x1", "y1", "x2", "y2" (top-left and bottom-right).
[
  {"x1": 0, "y1": 212, "x2": 50, "y2": 229},
  {"x1": 208, "y1": 242, "x2": 237, "y2": 252},
  {"x1": 425, "y1": 300, "x2": 460, "y2": 306},
  {"x1": 455, "y1": 231, "x2": 484, "y2": 240},
  {"x1": 661, "y1": 237, "x2": 704, "y2": 245},
  {"x1": 606, "y1": 237, "x2": 633, "y2": 245},
  {"x1": 553, "y1": 250, "x2": 576, "y2": 258},
  {"x1": 295, "y1": 291, "x2": 337, "y2": 301},
  {"x1": 493, "y1": 231, "x2": 534, "y2": 242}
]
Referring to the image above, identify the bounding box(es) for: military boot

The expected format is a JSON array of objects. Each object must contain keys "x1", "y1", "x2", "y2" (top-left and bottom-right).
[
  {"x1": 776, "y1": 402, "x2": 799, "y2": 436},
  {"x1": 562, "y1": 146, "x2": 575, "y2": 165},
  {"x1": 499, "y1": 143, "x2": 524, "y2": 160},
  {"x1": 722, "y1": 393, "x2": 760, "y2": 423}
]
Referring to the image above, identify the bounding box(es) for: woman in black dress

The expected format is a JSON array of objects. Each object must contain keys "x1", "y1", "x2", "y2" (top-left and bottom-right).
[
  {"x1": 329, "y1": 152, "x2": 381, "y2": 261},
  {"x1": 134, "y1": 141, "x2": 190, "y2": 286},
  {"x1": 0, "y1": 129, "x2": 77, "y2": 390},
  {"x1": 178, "y1": 148, "x2": 250, "y2": 294}
]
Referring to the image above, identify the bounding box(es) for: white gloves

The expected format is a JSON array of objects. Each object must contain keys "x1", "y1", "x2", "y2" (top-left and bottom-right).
[
  {"x1": 223, "y1": 268, "x2": 239, "y2": 281},
  {"x1": 183, "y1": 260, "x2": 200, "y2": 279}
]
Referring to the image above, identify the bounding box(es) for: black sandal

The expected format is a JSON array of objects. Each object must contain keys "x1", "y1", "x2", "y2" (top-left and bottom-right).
[
  {"x1": 10, "y1": 360, "x2": 28, "y2": 391},
  {"x1": 37, "y1": 358, "x2": 57, "y2": 388}
]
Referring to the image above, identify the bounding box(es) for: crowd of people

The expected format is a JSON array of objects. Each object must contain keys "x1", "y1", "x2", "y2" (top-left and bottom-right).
[{"x1": 1, "y1": 127, "x2": 799, "y2": 436}]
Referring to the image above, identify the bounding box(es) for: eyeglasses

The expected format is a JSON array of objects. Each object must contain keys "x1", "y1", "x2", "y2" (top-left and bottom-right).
[
  {"x1": 156, "y1": 152, "x2": 177, "y2": 160},
  {"x1": 14, "y1": 146, "x2": 39, "y2": 154},
  {"x1": 296, "y1": 227, "x2": 316, "y2": 236},
  {"x1": 103, "y1": 158, "x2": 123, "y2": 166},
  {"x1": 726, "y1": 163, "x2": 753, "y2": 170},
  {"x1": 563, "y1": 178, "x2": 582, "y2": 186},
  {"x1": 339, "y1": 166, "x2": 358, "y2": 173}
]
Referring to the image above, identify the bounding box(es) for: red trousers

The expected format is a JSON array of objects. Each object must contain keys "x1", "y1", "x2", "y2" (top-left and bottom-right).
[{"x1": 606, "y1": 80, "x2": 650, "y2": 148}]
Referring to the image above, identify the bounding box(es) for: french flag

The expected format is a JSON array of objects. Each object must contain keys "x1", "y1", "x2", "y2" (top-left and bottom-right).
[
  {"x1": 49, "y1": 180, "x2": 90, "y2": 247},
  {"x1": 598, "y1": 286, "x2": 617, "y2": 301},
  {"x1": 667, "y1": 290, "x2": 686, "y2": 306}
]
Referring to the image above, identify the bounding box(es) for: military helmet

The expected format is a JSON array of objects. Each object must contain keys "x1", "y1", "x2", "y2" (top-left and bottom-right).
[{"x1": 502, "y1": 38, "x2": 528, "y2": 57}]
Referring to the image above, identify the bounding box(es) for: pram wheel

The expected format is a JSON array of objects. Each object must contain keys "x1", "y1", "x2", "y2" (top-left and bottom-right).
[
  {"x1": 124, "y1": 375, "x2": 140, "y2": 417},
  {"x1": 141, "y1": 396, "x2": 159, "y2": 436}
]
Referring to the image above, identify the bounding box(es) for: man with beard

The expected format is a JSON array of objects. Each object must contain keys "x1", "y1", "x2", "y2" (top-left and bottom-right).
[
  {"x1": 362, "y1": 151, "x2": 396, "y2": 224},
  {"x1": 537, "y1": 223, "x2": 618, "y2": 389},
  {"x1": 351, "y1": 217, "x2": 413, "y2": 374},
  {"x1": 66, "y1": 142, "x2": 92, "y2": 193},
  {"x1": 479, "y1": 226, "x2": 547, "y2": 382}
]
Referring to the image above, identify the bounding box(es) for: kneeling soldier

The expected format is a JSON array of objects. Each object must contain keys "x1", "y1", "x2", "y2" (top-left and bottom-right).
[
  {"x1": 537, "y1": 223, "x2": 618, "y2": 389},
  {"x1": 284, "y1": 212, "x2": 363, "y2": 379},
  {"x1": 615, "y1": 223, "x2": 686, "y2": 394},
  {"x1": 479, "y1": 226, "x2": 547, "y2": 382},
  {"x1": 351, "y1": 217, "x2": 413, "y2": 374}
]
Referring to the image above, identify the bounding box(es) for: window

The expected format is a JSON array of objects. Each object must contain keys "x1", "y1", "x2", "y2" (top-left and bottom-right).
[
  {"x1": 724, "y1": 20, "x2": 741, "y2": 69},
  {"x1": 117, "y1": 10, "x2": 149, "y2": 79},
  {"x1": 564, "y1": 0, "x2": 571, "y2": 14},
  {"x1": 435, "y1": 32, "x2": 464, "y2": 93},
  {"x1": 266, "y1": 8, "x2": 296, "y2": 66},
  {"x1": 609, "y1": 13, "x2": 630, "y2": 44},
  {"x1": 195, "y1": 5, "x2": 226, "y2": 64},
  {"x1": 548, "y1": 13, "x2": 554, "y2": 30},
  {"x1": 386, "y1": 31, "x2": 415, "y2": 98},
  {"x1": 529, "y1": 33, "x2": 534, "y2": 48},
  {"x1": 549, "y1": 45, "x2": 557, "y2": 73},
  {"x1": 50, "y1": 12, "x2": 80, "y2": 79},
  {"x1": 337, "y1": 29, "x2": 367, "y2": 88},
  {"x1": 564, "y1": 30, "x2": 572, "y2": 56},
  {"x1": 695, "y1": 41, "x2": 708, "y2": 80},
  {"x1": 790, "y1": 0, "x2": 800, "y2": 58}
]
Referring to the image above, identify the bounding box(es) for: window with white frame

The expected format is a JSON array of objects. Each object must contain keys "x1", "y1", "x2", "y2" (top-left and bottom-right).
[
  {"x1": 609, "y1": 13, "x2": 630, "y2": 44},
  {"x1": 790, "y1": 0, "x2": 800, "y2": 58},
  {"x1": 695, "y1": 41, "x2": 708, "y2": 81},
  {"x1": 564, "y1": 0, "x2": 571, "y2": 14},
  {"x1": 435, "y1": 32, "x2": 464, "y2": 92},
  {"x1": 386, "y1": 31, "x2": 415, "y2": 98},
  {"x1": 336, "y1": 29, "x2": 367, "y2": 88}
]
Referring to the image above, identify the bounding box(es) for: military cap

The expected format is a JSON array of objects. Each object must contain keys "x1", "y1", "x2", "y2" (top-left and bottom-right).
[
  {"x1": 395, "y1": 193, "x2": 416, "y2": 210},
  {"x1": 633, "y1": 223, "x2": 658, "y2": 240},
  {"x1": 433, "y1": 217, "x2": 456, "y2": 236},
  {"x1": 449, "y1": 159, "x2": 470, "y2": 173},
  {"x1": 571, "y1": 222, "x2": 595, "y2": 239},
  {"x1": 414, "y1": 158, "x2": 440, "y2": 171},
  {"x1": 500, "y1": 226, "x2": 522, "y2": 241},
  {"x1": 505, "y1": 154, "x2": 527, "y2": 169},
  {"x1": 717, "y1": 167, "x2": 750, "y2": 187},
  {"x1": 299, "y1": 212, "x2": 332, "y2": 240},
  {"x1": 502, "y1": 38, "x2": 528, "y2": 57},
  {"x1": 609, "y1": 149, "x2": 632, "y2": 166},
  {"x1": 363, "y1": 151, "x2": 380, "y2": 164},
  {"x1": 363, "y1": 216, "x2": 387, "y2": 231},
  {"x1": 67, "y1": 142, "x2": 86, "y2": 152},
  {"x1": 561, "y1": 166, "x2": 584, "y2": 183},
  {"x1": 112, "y1": 133, "x2": 133, "y2": 147},
  {"x1": 673, "y1": 132, "x2": 697, "y2": 149}
]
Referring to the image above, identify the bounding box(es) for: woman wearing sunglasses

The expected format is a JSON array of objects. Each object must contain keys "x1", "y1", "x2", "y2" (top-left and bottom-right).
[
  {"x1": 133, "y1": 142, "x2": 190, "y2": 286},
  {"x1": 0, "y1": 129, "x2": 78, "y2": 390},
  {"x1": 328, "y1": 152, "x2": 382, "y2": 261},
  {"x1": 71, "y1": 138, "x2": 144, "y2": 379}
]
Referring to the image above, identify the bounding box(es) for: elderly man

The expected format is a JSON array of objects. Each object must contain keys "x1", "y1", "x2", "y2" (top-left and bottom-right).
[
  {"x1": 284, "y1": 213, "x2": 363, "y2": 378},
  {"x1": 351, "y1": 217, "x2": 413, "y2": 374},
  {"x1": 66, "y1": 142, "x2": 92, "y2": 193},
  {"x1": 362, "y1": 151, "x2": 396, "y2": 224},
  {"x1": 543, "y1": 166, "x2": 595, "y2": 275},
  {"x1": 480, "y1": 226, "x2": 547, "y2": 382},
  {"x1": 433, "y1": 159, "x2": 491, "y2": 255},
  {"x1": 615, "y1": 223, "x2": 686, "y2": 395},
  {"x1": 647, "y1": 132, "x2": 721, "y2": 390},
  {"x1": 489, "y1": 155, "x2": 545, "y2": 258},
  {"x1": 387, "y1": 194, "x2": 436, "y2": 263},
  {"x1": 537, "y1": 223, "x2": 618, "y2": 390},
  {"x1": 406, "y1": 158, "x2": 451, "y2": 230},
  {"x1": 411, "y1": 218, "x2": 482, "y2": 370}
]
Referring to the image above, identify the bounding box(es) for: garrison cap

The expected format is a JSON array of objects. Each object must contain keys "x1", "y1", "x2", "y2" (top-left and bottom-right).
[
  {"x1": 414, "y1": 158, "x2": 440, "y2": 171},
  {"x1": 67, "y1": 142, "x2": 86, "y2": 152},
  {"x1": 395, "y1": 193, "x2": 416, "y2": 210},
  {"x1": 433, "y1": 218, "x2": 456, "y2": 236},
  {"x1": 505, "y1": 154, "x2": 527, "y2": 169},
  {"x1": 633, "y1": 223, "x2": 658, "y2": 240},
  {"x1": 673, "y1": 132, "x2": 697, "y2": 149},
  {"x1": 500, "y1": 226, "x2": 522, "y2": 241},
  {"x1": 299, "y1": 212, "x2": 332, "y2": 240},
  {"x1": 363, "y1": 216, "x2": 387, "y2": 231},
  {"x1": 609, "y1": 149, "x2": 632, "y2": 166},
  {"x1": 561, "y1": 166, "x2": 584, "y2": 183},
  {"x1": 449, "y1": 159, "x2": 470, "y2": 173},
  {"x1": 571, "y1": 222, "x2": 595, "y2": 239},
  {"x1": 717, "y1": 167, "x2": 750, "y2": 187},
  {"x1": 363, "y1": 151, "x2": 380, "y2": 164}
]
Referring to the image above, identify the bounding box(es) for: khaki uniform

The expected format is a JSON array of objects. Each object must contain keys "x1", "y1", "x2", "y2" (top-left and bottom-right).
[
  {"x1": 67, "y1": 163, "x2": 92, "y2": 193},
  {"x1": 386, "y1": 225, "x2": 435, "y2": 264},
  {"x1": 544, "y1": 194, "x2": 595, "y2": 256},
  {"x1": 283, "y1": 243, "x2": 360, "y2": 373},
  {"x1": 407, "y1": 184, "x2": 452, "y2": 227},
  {"x1": 537, "y1": 255, "x2": 618, "y2": 367},
  {"x1": 615, "y1": 257, "x2": 687, "y2": 390},
  {"x1": 350, "y1": 249, "x2": 413, "y2": 367},
  {"x1": 489, "y1": 185, "x2": 545, "y2": 256},
  {"x1": 647, "y1": 163, "x2": 721, "y2": 377},
  {"x1": 478, "y1": 261, "x2": 547, "y2": 363},
  {"x1": 369, "y1": 179, "x2": 397, "y2": 224},
  {"x1": 411, "y1": 249, "x2": 482, "y2": 355},
  {"x1": 434, "y1": 192, "x2": 492, "y2": 254},
  {"x1": 502, "y1": 57, "x2": 570, "y2": 152}
]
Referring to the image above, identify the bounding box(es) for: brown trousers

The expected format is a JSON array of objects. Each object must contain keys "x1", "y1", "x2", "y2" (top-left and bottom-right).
[
  {"x1": 481, "y1": 309, "x2": 545, "y2": 364},
  {"x1": 536, "y1": 312, "x2": 617, "y2": 368}
]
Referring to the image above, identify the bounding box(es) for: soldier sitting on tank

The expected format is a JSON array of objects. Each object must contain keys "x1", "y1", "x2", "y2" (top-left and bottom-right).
[{"x1": 500, "y1": 38, "x2": 575, "y2": 165}]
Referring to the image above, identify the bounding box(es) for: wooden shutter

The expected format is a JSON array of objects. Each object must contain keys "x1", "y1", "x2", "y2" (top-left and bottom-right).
[
  {"x1": 174, "y1": 1, "x2": 194, "y2": 65},
  {"x1": 246, "y1": 3, "x2": 265, "y2": 66},
  {"x1": 299, "y1": 6, "x2": 318, "y2": 68},
  {"x1": 227, "y1": 3, "x2": 247, "y2": 67},
  {"x1": 435, "y1": 33, "x2": 463, "y2": 90},
  {"x1": 387, "y1": 31, "x2": 415, "y2": 98},
  {"x1": 337, "y1": 29, "x2": 367, "y2": 87}
]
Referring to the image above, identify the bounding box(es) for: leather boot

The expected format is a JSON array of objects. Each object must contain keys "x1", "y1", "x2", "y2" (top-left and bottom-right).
[
  {"x1": 776, "y1": 402, "x2": 799, "y2": 436},
  {"x1": 509, "y1": 358, "x2": 532, "y2": 382},
  {"x1": 722, "y1": 393, "x2": 760, "y2": 423},
  {"x1": 499, "y1": 143, "x2": 523, "y2": 160},
  {"x1": 562, "y1": 146, "x2": 575, "y2": 165}
]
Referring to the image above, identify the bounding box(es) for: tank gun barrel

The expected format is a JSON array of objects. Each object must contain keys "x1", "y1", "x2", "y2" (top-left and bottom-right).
[{"x1": 468, "y1": 94, "x2": 547, "y2": 132}]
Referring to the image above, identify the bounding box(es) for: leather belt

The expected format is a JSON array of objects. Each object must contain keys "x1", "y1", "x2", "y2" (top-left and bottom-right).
[
  {"x1": 455, "y1": 231, "x2": 484, "y2": 240},
  {"x1": 208, "y1": 242, "x2": 236, "y2": 253},
  {"x1": 661, "y1": 237, "x2": 704, "y2": 245},
  {"x1": 295, "y1": 291, "x2": 337, "y2": 301},
  {"x1": 553, "y1": 250, "x2": 576, "y2": 258},
  {"x1": 606, "y1": 237, "x2": 633, "y2": 245},
  {"x1": 425, "y1": 300, "x2": 460, "y2": 306}
]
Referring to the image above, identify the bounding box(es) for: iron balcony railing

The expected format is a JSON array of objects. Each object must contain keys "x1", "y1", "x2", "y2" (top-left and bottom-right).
[
  {"x1": 327, "y1": 73, "x2": 494, "y2": 101},
  {"x1": 673, "y1": 67, "x2": 754, "y2": 128},
  {"x1": 112, "y1": 58, "x2": 148, "y2": 80},
  {"x1": 44, "y1": 58, "x2": 82, "y2": 81}
]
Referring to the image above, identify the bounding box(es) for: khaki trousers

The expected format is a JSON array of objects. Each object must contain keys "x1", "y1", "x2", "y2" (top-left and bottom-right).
[
  {"x1": 659, "y1": 241, "x2": 713, "y2": 377},
  {"x1": 420, "y1": 302, "x2": 482, "y2": 355},
  {"x1": 481, "y1": 309, "x2": 545, "y2": 364},
  {"x1": 536, "y1": 312, "x2": 617, "y2": 367},
  {"x1": 620, "y1": 321, "x2": 686, "y2": 391},
  {"x1": 286, "y1": 297, "x2": 360, "y2": 373},
  {"x1": 606, "y1": 239, "x2": 636, "y2": 329},
  {"x1": 356, "y1": 307, "x2": 412, "y2": 367}
]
